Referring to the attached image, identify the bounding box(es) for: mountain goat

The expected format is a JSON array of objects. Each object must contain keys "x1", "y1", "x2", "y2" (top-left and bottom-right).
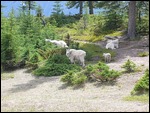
[
  {"x1": 66, "y1": 49, "x2": 86, "y2": 67},
  {"x1": 103, "y1": 53, "x2": 111, "y2": 63},
  {"x1": 45, "y1": 39, "x2": 68, "y2": 48},
  {"x1": 106, "y1": 42, "x2": 115, "y2": 49},
  {"x1": 106, "y1": 39, "x2": 119, "y2": 49}
]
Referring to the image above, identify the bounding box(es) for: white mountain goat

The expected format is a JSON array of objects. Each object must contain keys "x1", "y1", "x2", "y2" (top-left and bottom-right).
[
  {"x1": 45, "y1": 39, "x2": 68, "y2": 48},
  {"x1": 106, "y1": 41, "x2": 115, "y2": 49},
  {"x1": 103, "y1": 53, "x2": 111, "y2": 63},
  {"x1": 66, "y1": 49, "x2": 86, "y2": 67},
  {"x1": 106, "y1": 39, "x2": 119, "y2": 49}
]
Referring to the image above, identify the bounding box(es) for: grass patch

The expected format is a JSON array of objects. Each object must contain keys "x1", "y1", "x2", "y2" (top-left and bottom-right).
[
  {"x1": 71, "y1": 31, "x2": 123, "y2": 42},
  {"x1": 79, "y1": 43, "x2": 116, "y2": 61},
  {"x1": 71, "y1": 35, "x2": 105, "y2": 42},
  {"x1": 123, "y1": 94, "x2": 149, "y2": 103},
  {"x1": 106, "y1": 31, "x2": 124, "y2": 37},
  {"x1": 137, "y1": 51, "x2": 149, "y2": 57},
  {"x1": 1, "y1": 73, "x2": 15, "y2": 80}
]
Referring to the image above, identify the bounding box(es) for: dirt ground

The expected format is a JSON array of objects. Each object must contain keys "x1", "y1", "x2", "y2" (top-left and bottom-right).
[{"x1": 1, "y1": 38, "x2": 149, "y2": 112}]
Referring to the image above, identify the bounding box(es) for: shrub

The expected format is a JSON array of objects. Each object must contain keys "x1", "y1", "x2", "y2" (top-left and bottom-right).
[
  {"x1": 136, "y1": 16, "x2": 149, "y2": 35},
  {"x1": 72, "y1": 73, "x2": 87, "y2": 85},
  {"x1": 60, "y1": 70, "x2": 87, "y2": 86},
  {"x1": 86, "y1": 62, "x2": 120, "y2": 82},
  {"x1": 69, "y1": 41, "x2": 79, "y2": 49},
  {"x1": 121, "y1": 59, "x2": 136, "y2": 73},
  {"x1": 61, "y1": 61, "x2": 120, "y2": 86},
  {"x1": 60, "y1": 70, "x2": 75, "y2": 84},
  {"x1": 131, "y1": 69, "x2": 149, "y2": 95},
  {"x1": 91, "y1": 62, "x2": 121, "y2": 82},
  {"x1": 33, "y1": 54, "x2": 81, "y2": 76},
  {"x1": 46, "y1": 54, "x2": 70, "y2": 64}
]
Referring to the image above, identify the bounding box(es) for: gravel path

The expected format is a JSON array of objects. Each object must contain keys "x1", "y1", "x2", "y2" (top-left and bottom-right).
[{"x1": 1, "y1": 39, "x2": 149, "y2": 112}]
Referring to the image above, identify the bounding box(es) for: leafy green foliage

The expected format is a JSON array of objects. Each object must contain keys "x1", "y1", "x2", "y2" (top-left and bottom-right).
[
  {"x1": 33, "y1": 54, "x2": 81, "y2": 76},
  {"x1": 1, "y1": 33, "x2": 17, "y2": 70},
  {"x1": 61, "y1": 61, "x2": 121, "y2": 86},
  {"x1": 136, "y1": 16, "x2": 149, "y2": 35},
  {"x1": 85, "y1": 62, "x2": 121, "y2": 82},
  {"x1": 1, "y1": 1, "x2": 149, "y2": 74},
  {"x1": 61, "y1": 70, "x2": 87, "y2": 86},
  {"x1": 103, "y1": 11, "x2": 123, "y2": 31},
  {"x1": 121, "y1": 59, "x2": 136, "y2": 73},
  {"x1": 131, "y1": 69, "x2": 149, "y2": 95}
]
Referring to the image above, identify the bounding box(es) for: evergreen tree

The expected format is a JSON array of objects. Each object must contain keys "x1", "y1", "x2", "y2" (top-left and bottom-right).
[
  {"x1": 35, "y1": 5, "x2": 46, "y2": 26},
  {"x1": 52, "y1": 1, "x2": 63, "y2": 15},
  {"x1": 66, "y1": 1, "x2": 83, "y2": 15},
  {"x1": 1, "y1": 8, "x2": 20, "y2": 70},
  {"x1": 50, "y1": 1, "x2": 65, "y2": 27}
]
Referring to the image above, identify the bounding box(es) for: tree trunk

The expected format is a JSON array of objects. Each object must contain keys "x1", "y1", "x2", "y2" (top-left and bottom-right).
[
  {"x1": 127, "y1": 1, "x2": 136, "y2": 39},
  {"x1": 89, "y1": 1, "x2": 94, "y2": 14},
  {"x1": 79, "y1": 1, "x2": 83, "y2": 15}
]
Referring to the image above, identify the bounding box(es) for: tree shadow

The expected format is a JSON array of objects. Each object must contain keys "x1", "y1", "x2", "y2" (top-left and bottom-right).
[
  {"x1": 7, "y1": 75, "x2": 59, "y2": 93},
  {"x1": 58, "y1": 83, "x2": 85, "y2": 90},
  {"x1": 58, "y1": 83, "x2": 69, "y2": 90},
  {"x1": 93, "y1": 80, "x2": 117, "y2": 88},
  {"x1": 72, "y1": 84, "x2": 85, "y2": 90}
]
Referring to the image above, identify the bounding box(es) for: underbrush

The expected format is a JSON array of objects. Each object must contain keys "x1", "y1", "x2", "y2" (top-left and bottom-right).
[
  {"x1": 61, "y1": 61, "x2": 121, "y2": 86},
  {"x1": 131, "y1": 69, "x2": 149, "y2": 95},
  {"x1": 68, "y1": 31, "x2": 123, "y2": 42},
  {"x1": 33, "y1": 54, "x2": 81, "y2": 77}
]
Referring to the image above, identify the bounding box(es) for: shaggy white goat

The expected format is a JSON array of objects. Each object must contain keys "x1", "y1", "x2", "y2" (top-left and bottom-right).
[
  {"x1": 112, "y1": 39, "x2": 119, "y2": 48},
  {"x1": 106, "y1": 39, "x2": 119, "y2": 49},
  {"x1": 106, "y1": 41, "x2": 115, "y2": 49},
  {"x1": 103, "y1": 53, "x2": 111, "y2": 63},
  {"x1": 45, "y1": 39, "x2": 68, "y2": 48},
  {"x1": 66, "y1": 49, "x2": 86, "y2": 67}
]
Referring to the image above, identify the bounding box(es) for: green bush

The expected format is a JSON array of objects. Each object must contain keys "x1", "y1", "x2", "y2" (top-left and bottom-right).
[
  {"x1": 90, "y1": 62, "x2": 120, "y2": 82},
  {"x1": 46, "y1": 54, "x2": 70, "y2": 64},
  {"x1": 33, "y1": 54, "x2": 81, "y2": 76},
  {"x1": 64, "y1": 61, "x2": 121, "y2": 85},
  {"x1": 136, "y1": 16, "x2": 149, "y2": 35},
  {"x1": 121, "y1": 59, "x2": 136, "y2": 73},
  {"x1": 103, "y1": 11, "x2": 123, "y2": 31},
  {"x1": 61, "y1": 61, "x2": 120, "y2": 87},
  {"x1": 61, "y1": 70, "x2": 75, "y2": 84},
  {"x1": 72, "y1": 73, "x2": 87, "y2": 85},
  {"x1": 131, "y1": 69, "x2": 149, "y2": 95},
  {"x1": 60, "y1": 70, "x2": 87, "y2": 86},
  {"x1": 98, "y1": 69, "x2": 120, "y2": 81}
]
